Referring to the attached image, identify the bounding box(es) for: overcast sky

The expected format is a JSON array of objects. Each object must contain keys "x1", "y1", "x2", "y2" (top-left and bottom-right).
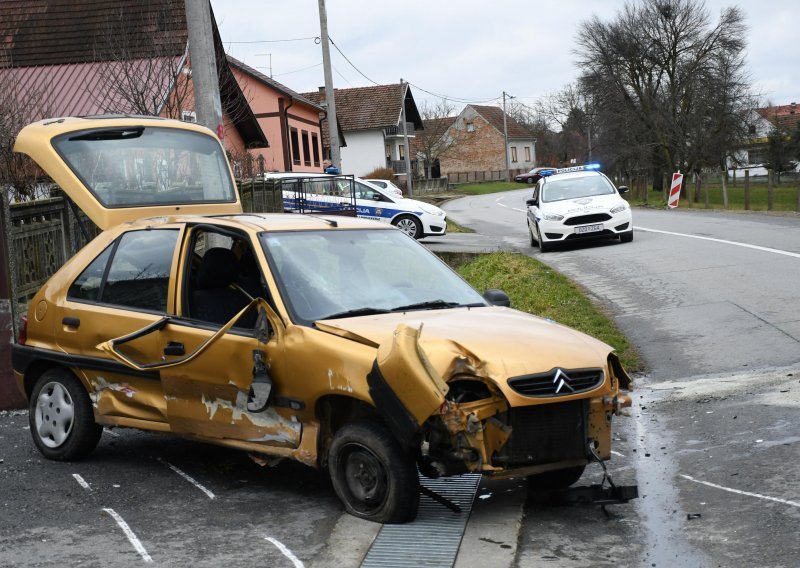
[{"x1": 210, "y1": 0, "x2": 797, "y2": 114}]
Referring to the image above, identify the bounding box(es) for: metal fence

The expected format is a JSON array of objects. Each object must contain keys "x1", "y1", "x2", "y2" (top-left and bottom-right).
[{"x1": 445, "y1": 169, "x2": 527, "y2": 184}]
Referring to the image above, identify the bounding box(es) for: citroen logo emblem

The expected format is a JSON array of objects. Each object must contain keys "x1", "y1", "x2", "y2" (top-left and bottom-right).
[{"x1": 553, "y1": 369, "x2": 574, "y2": 394}]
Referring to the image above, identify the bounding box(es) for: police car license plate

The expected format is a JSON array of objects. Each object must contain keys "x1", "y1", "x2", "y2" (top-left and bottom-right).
[{"x1": 575, "y1": 224, "x2": 603, "y2": 234}]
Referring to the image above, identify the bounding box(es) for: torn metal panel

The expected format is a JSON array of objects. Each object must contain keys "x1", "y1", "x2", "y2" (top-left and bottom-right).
[{"x1": 89, "y1": 375, "x2": 167, "y2": 423}]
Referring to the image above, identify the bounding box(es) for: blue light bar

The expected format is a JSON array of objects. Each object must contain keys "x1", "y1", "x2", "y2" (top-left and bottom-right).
[{"x1": 585, "y1": 163, "x2": 601, "y2": 170}]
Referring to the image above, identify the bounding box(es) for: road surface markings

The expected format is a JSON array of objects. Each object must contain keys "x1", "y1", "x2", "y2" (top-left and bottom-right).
[
  {"x1": 495, "y1": 196, "x2": 528, "y2": 213},
  {"x1": 637, "y1": 227, "x2": 800, "y2": 259},
  {"x1": 72, "y1": 473, "x2": 91, "y2": 491},
  {"x1": 611, "y1": 450, "x2": 626, "y2": 458},
  {"x1": 102, "y1": 508, "x2": 153, "y2": 563},
  {"x1": 158, "y1": 458, "x2": 216, "y2": 500},
  {"x1": 680, "y1": 474, "x2": 800, "y2": 508},
  {"x1": 264, "y1": 536, "x2": 304, "y2": 568}
]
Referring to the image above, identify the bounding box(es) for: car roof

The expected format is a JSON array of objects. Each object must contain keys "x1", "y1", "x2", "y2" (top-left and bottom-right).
[
  {"x1": 120, "y1": 212, "x2": 391, "y2": 233},
  {"x1": 542, "y1": 170, "x2": 604, "y2": 183}
]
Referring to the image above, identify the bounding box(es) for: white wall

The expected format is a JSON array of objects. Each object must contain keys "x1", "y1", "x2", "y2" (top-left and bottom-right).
[{"x1": 341, "y1": 129, "x2": 387, "y2": 176}]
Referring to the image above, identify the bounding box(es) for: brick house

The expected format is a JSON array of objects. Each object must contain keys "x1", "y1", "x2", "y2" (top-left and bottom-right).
[
  {"x1": 228, "y1": 56, "x2": 328, "y2": 173},
  {"x1": 437, "y1": 105, "x2": 536, "y2": 177},
  {"x1": 0, "y1": 0, "x2": 268, "y2": 159},
  {"x1": 302, "y1": 84, "x2": 423, "y2": 178}
]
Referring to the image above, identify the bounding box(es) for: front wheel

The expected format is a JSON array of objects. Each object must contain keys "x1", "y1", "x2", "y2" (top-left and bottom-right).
[
  {"x1": 29, "y1": 368, "x2": 102, "y2": 461},
  {"x1": 328, "y1": 421, "x2": 419, "y2": 524},
  {"x1": 528, "y1": 220, "x2": 538, "y2": 247},
  {"x1": 527, "y1": 176, "x2": 534, "y2": 184},
  {"x1": 392, "y1": 215, "x2": 422, "y2": 239},
  {"x1": 620, "y1": 230, "x2": 634, "y2": 243},
  {"x1": 537, "y1": 225, "x2": 553, "y2": 253}
]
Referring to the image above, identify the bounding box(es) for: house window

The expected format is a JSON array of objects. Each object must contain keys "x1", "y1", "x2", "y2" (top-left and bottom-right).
[
  {"x1": 524, "y1": 146, "x2": 531, "y2": 162},
  {"x1": 311, "y1": 133, "x2": 321, "y2": 166},
  {"x1": 181, "y1": 110, "x2": 197, "y2": 123},
  {"x1": 301, "y1": 130, "x2": 311, "y2": 166},
  {"x1": 511, "y1": 146, "x2": 518, "y2": 163},
  {"x1": 290, "y1": 128, "x2": 300, "y2": 165},
  {"x1": 748, "y1": 124, "x2": 756, "y2": 135},
  {"x1": 466, "y1": 121, "x2": 475, "y2": 132},
  {"x1": 398, "y1": 144, "x2": 405, "y2": 160}
]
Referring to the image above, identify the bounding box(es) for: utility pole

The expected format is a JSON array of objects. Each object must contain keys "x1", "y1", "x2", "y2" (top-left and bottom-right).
[
  {"x1": 185, "y1": 1, "x2": 223, "y2": 140},
  {"x1": 502, "y1": 91, "x2": 510, "y2": 181},
  {"x1": 532, "y1": 137, "x2": 537, "y2": 167},
  {"x1": 400, "y1": 78, "x2": 413, "y2": 197},
  {"x1": 318, "y1": 0, "x2": 341, "y2": 170}
]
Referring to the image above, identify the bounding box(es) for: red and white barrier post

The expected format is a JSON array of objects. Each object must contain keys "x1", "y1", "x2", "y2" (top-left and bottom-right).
[{"x1": 668, "y1": 172, "x2": 683, "y2": 209}]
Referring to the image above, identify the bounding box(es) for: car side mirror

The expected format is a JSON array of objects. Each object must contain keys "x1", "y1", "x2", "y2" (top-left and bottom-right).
[
  {"x1": 483, "y1": 288, "x2": 511, "y2": 307},
  {"x1": 618, "y1": 186, "x2": 629, "y2": 194},
  {"x1": 526, "y1": 198, "x2": 536, "y2": 207}
]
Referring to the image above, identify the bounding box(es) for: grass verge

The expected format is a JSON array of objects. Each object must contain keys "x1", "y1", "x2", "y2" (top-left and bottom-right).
[
  {"x1": 456, "y1": 251, "x2": 642, "y2": 373},
  {"x1": 455, "y1": 181, "x2": 522, "y2": 195},
  {"x1": 628, "y1": 183, "x2": 800, "y2": 212},
  {"x1": 446, "y1": 218, "x2": 475, "y2": 233}
]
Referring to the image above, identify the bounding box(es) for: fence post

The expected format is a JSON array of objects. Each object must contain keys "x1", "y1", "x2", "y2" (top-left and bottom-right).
[
  {"x1": 767, "y1": 169, "x2": 774, "y2": 211},
  {"x1": 744, "y1": 169, "x2": 750, "y2": 210},
  {"x1": 0, "y1": 186, "x2": 26, "y2": 409}
]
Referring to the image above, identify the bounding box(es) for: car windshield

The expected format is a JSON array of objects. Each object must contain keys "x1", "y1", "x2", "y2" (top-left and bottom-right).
[
  {"x1": 259, "y1": 229, "x2": 487, "y2": 325},
  {"x1": 541, "y1": 175, "x2": 616, "y2": 203},
  {"x1": 52, "y1": 126, "x2": 236, "y2": 208}
]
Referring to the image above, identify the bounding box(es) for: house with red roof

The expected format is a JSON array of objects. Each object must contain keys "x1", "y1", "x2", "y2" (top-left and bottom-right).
[
  {"x1": 731, "y1": 102, "x2": 800, "y2": 173},
  {"x1": 302, "y1": 84, "x2": 423, "y2": 178},
  {"x1": 435, "y1": 105, "x2": 536, "y2": 177},
  {"x1": 227, "y1": 56, "x2": 327, "y2": 173},
  {"x1": 0, "y1": 0, "x2": 267, "y2": 161}
]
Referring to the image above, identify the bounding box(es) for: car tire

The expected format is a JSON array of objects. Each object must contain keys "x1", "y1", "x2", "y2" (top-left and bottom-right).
[
  {"x1": 392, "y1": 215, "x2": 422, "y2": 239},
  {"x1": 527, "y1": 465, "x2": 586, "y2": 491},
  {"x1": 528, "y1": 221, "x2": 538, "y2": 246},
  {"x1": 29, "y1": 368, "x2": 102, "y2": 461},
  {"x1": 620, "y1": 231, "x2": 633, "y2": 243},
  {"x1": 328, "y1": 420, "x2": 419, "y2": 524},
  {"x1": 527, "y1": 176, "x2": 534, "y2": 184},
  {"x1": 537, "y1": 225, "x2": 553, "y2": 253}
]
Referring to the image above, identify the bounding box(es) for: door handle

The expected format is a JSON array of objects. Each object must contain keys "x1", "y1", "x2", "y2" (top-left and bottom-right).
[
  {"x1": 163, "y1": 341, "x2": 185, "y2": 356},
  {"x1": 62, "y1": 317, "x2": 80, "y2": 328}
]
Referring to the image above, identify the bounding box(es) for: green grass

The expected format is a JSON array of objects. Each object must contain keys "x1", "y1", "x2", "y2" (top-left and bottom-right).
[
  {"x1": 446, "y1": 218, "x2": 475, "y2": 233},
  {"x1": 455, "y1": 181, "x2": 522, "y2": 195},
  {"x1": 629, "y1": 182, "x2": 800, "y2": 212},
  {"x1": 457, "y1": 252, "x2": 642, "y2": 373}
]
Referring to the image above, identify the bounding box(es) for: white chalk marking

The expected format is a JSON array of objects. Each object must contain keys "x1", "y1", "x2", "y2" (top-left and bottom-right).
[
  {"x1": 680, "y1": 474, "x2": 800, "y2": 508},
  {"x1": 611, "y1": 450, "x2": 626, "y2": 458},
  {"x1": 494, "y1": 196, "x2": 527, "y2": 213},
  {"x1": 72, "y1": 473, "x2": 91, "y2": 491},
  {"x1": 264, "y1": 536, "x2": 304, "y2": 568},
  {"x1": 636, "y1": 227, "x2": 800, "y2": 259},
  {"x1": 102, "y1": 508, "x2": 153, "y2": 563},
  {"x1": 158, "y1": 458, "x2": 215, "y2": 500}
]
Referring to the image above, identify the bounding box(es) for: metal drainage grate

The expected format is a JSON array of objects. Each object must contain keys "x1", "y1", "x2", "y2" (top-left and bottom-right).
[{"x1": 360, "y1": 473, "x2": 482, "y2": 568}]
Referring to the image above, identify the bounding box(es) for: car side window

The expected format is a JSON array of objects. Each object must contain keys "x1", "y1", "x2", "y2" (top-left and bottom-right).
[
  {"x1": 67, "y1": 244, "x2": 114, "y2": 302},
  {"x1": 355, "y1": 182, "x2": 381, "y2": 201},
  {"x1": 102, "y1": 230, "x2": 179, "y2": 312}
]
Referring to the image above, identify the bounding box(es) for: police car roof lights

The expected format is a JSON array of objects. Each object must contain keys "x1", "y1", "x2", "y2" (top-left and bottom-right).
[{"x1": 541, "y1": 163, "x2": 602, "y2": 178}]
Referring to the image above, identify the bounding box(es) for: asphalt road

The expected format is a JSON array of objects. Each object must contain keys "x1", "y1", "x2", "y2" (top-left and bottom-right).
[
  {"x1": 2, "y1": 191, "x2": 798, "y2": 567},
  {"x1": 441, "y1": 189, "x2": 800, "y2": 567}
]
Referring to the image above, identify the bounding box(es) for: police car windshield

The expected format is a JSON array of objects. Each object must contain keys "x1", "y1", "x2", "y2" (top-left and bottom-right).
[
  {"x1": 259, "y1": 229, "x2": 487, "y2": 326},
  {"x1": 541, "y1": 175, "x2": 616, "y2": 203}
]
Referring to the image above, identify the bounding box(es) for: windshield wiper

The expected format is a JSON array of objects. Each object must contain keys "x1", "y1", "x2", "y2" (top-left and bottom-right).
[
  {"x1": 391, "y1": 300, "x2": 478, "y2": 312},
  {"x1": 319, "y1": 307, "x2": 392, "y2": 320}
]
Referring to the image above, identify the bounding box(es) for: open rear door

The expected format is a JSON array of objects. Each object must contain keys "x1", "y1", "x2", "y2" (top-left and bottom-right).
[{"x1": 13, "y1": 117, "x2": 242, "y2": 230}]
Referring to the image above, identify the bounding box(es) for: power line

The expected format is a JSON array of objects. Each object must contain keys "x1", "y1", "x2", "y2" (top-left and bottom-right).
[
  {"x1": 272, "y1": 61, "x2": 323, "y2": 77},
  {"x1": 328, "y1": 37, "x2": 381, "y2": 86},
  {"x1": 332, "y1": 64, "x2": 354, "y2": 87},
  {"x1": 225, "y1": 36, "x2": 318, "y2": 44}
]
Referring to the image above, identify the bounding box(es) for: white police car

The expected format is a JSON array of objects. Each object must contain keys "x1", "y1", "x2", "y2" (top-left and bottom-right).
[
  {"x1": 525, "y1": 164, "x2": 632, "y2": 252},
  {"x1": 264, "y1": 172, "x2": 446, "y2": 239}
]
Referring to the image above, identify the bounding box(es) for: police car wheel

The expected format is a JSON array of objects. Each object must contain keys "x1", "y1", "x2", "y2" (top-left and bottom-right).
[
  {"x1": 393, "y1": 215, "x2": 422, "y2": 239},
  {"x1": 528, "y1": 221, "x2": 538, "y2": 246},
  {"x1": 620, "y1": 231, "x2": 633, "y2": 243},
  {"x1": 537, "y1": 225, "x2": 553, "y2": 253}
]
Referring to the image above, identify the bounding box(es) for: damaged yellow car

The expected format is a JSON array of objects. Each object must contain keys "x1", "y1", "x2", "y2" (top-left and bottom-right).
[{"x1": 12, "y1": 116, "x2": 632, "y2": 524}]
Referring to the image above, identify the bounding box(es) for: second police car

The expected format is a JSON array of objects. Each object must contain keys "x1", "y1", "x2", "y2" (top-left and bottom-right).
[
  {"x1": 526, "y1": 164, "x2": 633, "y2": 252},
  {"x1": 264, "y1": 172, "x2": 446, "y2": 240}
]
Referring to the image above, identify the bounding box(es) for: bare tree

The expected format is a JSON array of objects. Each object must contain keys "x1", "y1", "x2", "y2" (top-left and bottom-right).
[
  {"x1": 576, "y1": 0, "x2": 751, "y2": 191},
  {"x1": 415, "y1": 100, "x2": 459, "y2": 179},
  {"x1": 0, "y1": 55, "x2": 54, "y2": 200},
  {"x1": 92, "y1": 0, "x2": 191, "y2": 118}
]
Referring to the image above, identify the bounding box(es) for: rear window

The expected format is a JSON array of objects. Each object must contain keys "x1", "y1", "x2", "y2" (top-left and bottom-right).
[{"x1": 52, "y1": 126, "x2": 236, "y2": 208}]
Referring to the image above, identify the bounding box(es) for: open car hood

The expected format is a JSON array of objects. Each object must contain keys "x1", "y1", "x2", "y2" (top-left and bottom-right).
[
  {"x1": 13, "y1": 116, "x2": 242, "y2": 230},
  {"x1": 316, "y1": 306, "x2": 614, "y2": 382}
]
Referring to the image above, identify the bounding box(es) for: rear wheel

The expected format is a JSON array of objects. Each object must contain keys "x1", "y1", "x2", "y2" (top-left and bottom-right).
[
  {"x1": 329, "y1": 421, "x2": 419, "y2": 524},
  {"x1": 392, "y1": 215, "x2": 422, "y2": 239},
  {"x1": 29, "y1": 368, "x2": 102, "y2": 461},
  {"x1": 527, "y1": 465, "x2": 586, "y2": 491},
  {"x1": 620, "y1": 231, "x2": 633, "y2": 243}
]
